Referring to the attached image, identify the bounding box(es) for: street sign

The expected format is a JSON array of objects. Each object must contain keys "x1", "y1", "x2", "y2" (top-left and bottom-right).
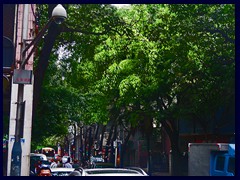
[{"x1": 13, "y1": 69, "x2": 32, "y2": 84}]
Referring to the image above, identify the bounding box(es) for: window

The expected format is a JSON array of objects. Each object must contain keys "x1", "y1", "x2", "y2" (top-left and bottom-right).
[
  {"x1": 228, "y1": 157, "x2": 235, "y2": 175},
  {"x1": 215, "y1": 156, "x2": 225, "y2": 171}
]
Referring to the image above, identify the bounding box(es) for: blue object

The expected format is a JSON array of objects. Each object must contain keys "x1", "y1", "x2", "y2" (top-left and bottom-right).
[
  {"x1": 10, "y1": 141, "x2": 22, "y2": 176},
  {"x1": 210, "y1": 144, "x2": 235, "y2": 176}
]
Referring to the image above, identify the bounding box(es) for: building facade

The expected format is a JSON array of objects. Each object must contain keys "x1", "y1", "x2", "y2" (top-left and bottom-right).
[{"x1": 3, "y1": 4, "x2": 36, "y2": 176}]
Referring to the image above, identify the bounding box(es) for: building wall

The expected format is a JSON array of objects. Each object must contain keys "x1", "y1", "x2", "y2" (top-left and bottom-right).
[
  {"x1": 7, "y1": 4, "x2": 36, "y2": 176},
  {"x1": 3, "y1": 4, "x2": 16, "y2": 119},
  {"x1": 3, "y1": 4, "x2": 15, "y2": 41},
  {"x1": 178, "y1": 106, "x2": 235, "y2": 152},
  {"x1": 15, "y1": 4, "x2": 35, "y2": 70}
]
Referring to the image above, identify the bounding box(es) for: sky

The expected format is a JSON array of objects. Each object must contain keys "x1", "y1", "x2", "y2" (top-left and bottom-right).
[{"x1": 111, "y1": 4, "x2": 131, "y2": 8}]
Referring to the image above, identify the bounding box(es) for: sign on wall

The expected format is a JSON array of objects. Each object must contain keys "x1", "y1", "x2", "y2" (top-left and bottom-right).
[{"x1": 13, "y1": 69, "x2": 32, "y2": 84}]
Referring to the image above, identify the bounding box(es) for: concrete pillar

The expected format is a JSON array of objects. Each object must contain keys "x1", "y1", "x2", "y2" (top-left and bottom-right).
[
  {"x1": 7, "y1": 4, "x2": 35, "y2": 176},
  {"x1": 21, "y1": 76, "x2": 34, "y2": 176},
  {"x1": 7, "y1": 83, "x2": 18, "y2": 176}
]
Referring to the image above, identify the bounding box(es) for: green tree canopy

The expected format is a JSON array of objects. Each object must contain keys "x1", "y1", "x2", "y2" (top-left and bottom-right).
[{"x1": 32, "y1": 5, "x2": 235, "y2": 167}]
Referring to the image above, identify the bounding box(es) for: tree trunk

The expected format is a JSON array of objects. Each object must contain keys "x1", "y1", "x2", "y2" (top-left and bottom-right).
[
  {"x1": 88, "y1": 127, "x2": 92, "y2": 160},
  {"x1": 32, "y1": 4, "x2": 62, "y2": 122},
  {"x1": 161, "y1": 119, "x2": 183, "y2": 176},
  {"x1": 147, "y1": 134, "x2": 152, "y2": 176},
  {"x1": 105, "y1": 122, "x2": 115, "y2": 162},
  {"x1": 110, "y1": 125, "x2": 117, "y2": 164},
  {"x1": 73, "y1": 123, "x2": 77, "y2": 159},
  {"x1": 170, "y1": 145, "x2": 183, "y2": 176},
  {"x1": 94, "y1": 124, "x2": 99, "y2": 140},
  {"x1": 120, "y1": 127, "x2": 135, "y2": 167},
  {"x1": 99, "y1": 125, "x2": 106, "y2": 152},
  {"x1": 93, "y1": 124, "x2": 99, "y2": 155},
  {"x1": 80, "y1": 126, "x2": 83, "y2": 161},
  {"x1": 64, "y1": 135, "x2": 69, "y2": 155},
  {"x1": 84, "y1": 127, "x2": 88, "y2": 160}
]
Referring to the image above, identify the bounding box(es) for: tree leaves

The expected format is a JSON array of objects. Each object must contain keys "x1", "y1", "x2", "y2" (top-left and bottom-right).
[{"x1": 33, "y1": 4, "x2": 235, "y2": 147}]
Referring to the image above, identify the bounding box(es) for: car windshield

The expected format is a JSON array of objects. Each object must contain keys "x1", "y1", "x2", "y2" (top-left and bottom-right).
[
  {"x1": 85, "y1": 169, "x2": 139, "y2": 175},
  {"x1": 30, "y1": 154, "x2": 47, "y2": 161},
  {"x1": 51, "y1": 172, "x2": 72, "y2": 176},
  {"x1": 51, "y1": 168, "x2": 74, "y2": 176},
  {"x1": 94, "y1": 163, "x2": 114, "y2": 168},
  {"x1": 125, "y1": 167, "x2": 148, "y2": 175}
]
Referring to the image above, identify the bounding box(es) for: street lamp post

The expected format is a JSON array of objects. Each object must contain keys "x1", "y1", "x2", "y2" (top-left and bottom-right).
[
  {"x1": 9, "y1": 4, "x2": 67, "y2": 176},
  {"x1": 21, "y1": 4, "x2": 67, "y2": 68}
]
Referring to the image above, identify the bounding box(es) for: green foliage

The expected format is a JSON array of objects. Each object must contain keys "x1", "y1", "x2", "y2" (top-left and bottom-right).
[
  {"x1": 33, "y1": 4, "x2": 235, "y2": 146},
  {"x1": 32, "y1": 85, "x2": 85, "y2": 145}
]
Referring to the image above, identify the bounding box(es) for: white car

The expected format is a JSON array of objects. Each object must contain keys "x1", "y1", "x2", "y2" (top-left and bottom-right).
[
  {"x1": 124, "y1": 167, "x2": 148, "y2": 176},
  {"x1": 30, "y1": 153, "x2": 47, "y2": 161},
  {"x1": 69, "y1": 168, "x2": 147, "y2": 176},
  {"x1": 30, "y1": 153, "x2": 48, "y2": 175},
  {"x1": 50, "y1": 167, "x2": 75, "y2": 176}
]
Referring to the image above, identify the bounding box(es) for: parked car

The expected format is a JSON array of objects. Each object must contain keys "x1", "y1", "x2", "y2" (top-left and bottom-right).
[
  {"x1": 92, "y1": 162, "x2": 114, "y2": 168},
  {"x1": 125, "y1": 167, "x2": 148, "y2": 176},
  {"x1": 30, "y1": 153, "x2": 47, "y2": 161},
  {"x1": 69, "y1": 168, "x2": 147, "y2": 176},
  {"x1": 51, "y1": 168, "x2": 75, "y2": 176},
  {"x1": 30, "y1": 153, "x2": 48, "y2": 175}
]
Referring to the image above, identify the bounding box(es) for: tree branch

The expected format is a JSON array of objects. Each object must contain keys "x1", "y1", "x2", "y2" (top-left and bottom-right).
[
  {"x1": 61, "y1": 26, "x2": 108, "y2": 35},
  {"x1": 205, "y1": 28, "x2": 235, "y2": 44},
  {"x1": 61, "y1": 24, "x2": 124, "y2": 36}
]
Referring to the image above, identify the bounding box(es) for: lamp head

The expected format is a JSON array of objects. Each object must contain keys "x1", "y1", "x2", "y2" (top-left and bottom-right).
[{"x1": 52, "y1": 4, "x2": 67, "y2": 24}]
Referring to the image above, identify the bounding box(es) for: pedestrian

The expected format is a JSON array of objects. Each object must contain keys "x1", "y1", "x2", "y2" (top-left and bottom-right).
[
  {"x1": 35, "y1": 160, "x2": 42, "y2": 174},
  {"x1": 57, "y1": 159, "x2": 63, "y2": 167},
  {"x1": 50, "y1": 159, "x2": 58, "y2": 168},
  {"x1": 38, "y1": 167, "x2": 52, "y2": 176},
  {"x1": 63, "y1": 157, "x2": 73, "y2": 168},
  {"x1": 104, "y1": 155, "x2": 108, "y2": 163},
  {"x1": 72, "y1": 160, "x2": 80, "y2": 169}
]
